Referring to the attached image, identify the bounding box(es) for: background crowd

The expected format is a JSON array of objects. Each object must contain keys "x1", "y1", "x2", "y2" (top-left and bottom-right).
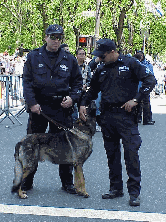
[
  {"x1": 0, "y1": 49, "x2": 166, "y2": 84},
  {"x1": 0, "y1": 47, "x2": 166, "y2": 117},
  {"x1": 0, "y1": 52, "x2": 26, "y2": 76}
]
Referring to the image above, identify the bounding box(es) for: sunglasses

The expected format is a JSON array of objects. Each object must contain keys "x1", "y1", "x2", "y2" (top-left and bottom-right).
[{"x1": 49, "y1": 34, "x2": 63, "y2": 41}]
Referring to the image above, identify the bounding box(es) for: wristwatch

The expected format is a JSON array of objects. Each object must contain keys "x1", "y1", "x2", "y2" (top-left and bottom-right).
[{"x1": 133, "y1": 98, "x2": 138, "y2": 103}]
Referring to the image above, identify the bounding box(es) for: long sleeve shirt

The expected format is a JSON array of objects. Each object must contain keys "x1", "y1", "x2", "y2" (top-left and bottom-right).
[{"x1": 81, "y1": 55, "x2": 156, "y2": 107}]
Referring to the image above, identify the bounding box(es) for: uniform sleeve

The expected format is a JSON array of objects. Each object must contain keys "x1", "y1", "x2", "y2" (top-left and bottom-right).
[
  {"x1": 69, "y1": 57, "x2": 83, "y2": 103},
  {"x1": 23, "y1": 52, "x2": 37, "y2": 107},
  {"x1": 131, "y1": 58, "x2": 156, "y2": 102},
  {"x1": 88, "y1": 57, "x2": 98, "y2": 72}
]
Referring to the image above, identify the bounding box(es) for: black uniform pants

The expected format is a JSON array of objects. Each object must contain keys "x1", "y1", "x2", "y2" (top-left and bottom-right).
[
  {"x1": 22, "y1": 109, "x2": 74, "y2": 190},
  {"x1": 100, "y1": 108, "x2": 142, "y2": 197},
  {"x1": 137, "y1": 93, "x2": 152, "y2": 123}
]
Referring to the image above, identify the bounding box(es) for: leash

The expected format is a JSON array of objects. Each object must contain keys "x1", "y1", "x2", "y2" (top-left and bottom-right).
[
  {"x1": 40, "y1": 111, "x2": 77, "y2": 165},
  {"x1": 40, "y1": 111, "x2": 71, "y2": 131}
]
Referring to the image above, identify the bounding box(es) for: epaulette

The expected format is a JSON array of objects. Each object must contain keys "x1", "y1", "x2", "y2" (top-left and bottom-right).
[
  {"x1": 65, "y1": 50, "x2": 71, "y2": 54},
  {"x1": 33, "y1": 48, "x2": 40, "y2": 51}
]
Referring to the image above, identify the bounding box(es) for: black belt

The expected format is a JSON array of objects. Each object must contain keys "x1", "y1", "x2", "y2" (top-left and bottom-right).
[
  {"x1": 42, "y1": 95, "x2": 65, "y2": 100},
  {"x1": 108, "y1": 105, "x2": 137, "y2": 115},
  {"x1": 108, "y1": 106, "x2": 124, "y2": 113},
  {"x1": 52, "y1": 95, "x2": 64, "y2": 99},
  {"x1": 101, "y1": 103, "x2": 124, "y2": 112}
]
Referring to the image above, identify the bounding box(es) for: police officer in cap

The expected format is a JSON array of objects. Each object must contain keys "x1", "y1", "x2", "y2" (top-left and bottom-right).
[
  {"x1": 79, "y1": 39, "x2": 156, "y2": 206},
  {"x1": 23, "y1": 24, "x2": 83, "y2": 194}
]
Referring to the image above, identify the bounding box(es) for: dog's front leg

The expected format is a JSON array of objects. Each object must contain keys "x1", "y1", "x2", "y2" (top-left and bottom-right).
[
  {"x1": 18, "y1": 168, "x2": 34, "y2": 199},
  {"x1": 74, "y1": 165, "x2": 89, "y2": 198},
  {"x1": 18, "y1": 186, "x2": 28, "y2": 199}
]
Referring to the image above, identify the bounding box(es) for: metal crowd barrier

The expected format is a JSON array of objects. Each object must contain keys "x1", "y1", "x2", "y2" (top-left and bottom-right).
[{"x1": 0, "y1": 74, "x2": 24, "y2": 125}]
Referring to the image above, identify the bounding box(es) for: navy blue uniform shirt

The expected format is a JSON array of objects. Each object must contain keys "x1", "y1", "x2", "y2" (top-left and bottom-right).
[
  {"x1": 81, "y1": 55, "x2": 156, "y2": 107},
  {"x1": 23, "y1": 44, "x2": 83, "y2": 107}
]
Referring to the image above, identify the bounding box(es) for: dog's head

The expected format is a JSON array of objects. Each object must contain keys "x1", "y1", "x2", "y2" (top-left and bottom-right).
[{"x1": 74, "y1": 104, "x2": 96, "y2": 137}]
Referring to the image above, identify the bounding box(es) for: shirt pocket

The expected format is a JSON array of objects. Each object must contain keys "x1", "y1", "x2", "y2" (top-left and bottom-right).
[
  {"x1": 98, "y1": 72, "x2": 108, "y2": 89},
  {"x1": 98, "y1": 72, "x2": 107, "y2": 82},
  {"x1": 57, "y1": 70, "x2": 70, "y2": 78},
  {"x1": 35, "y1": 67, "x2": 47, "y2": 79},
  {"x1": 118, "y1": 70, "x2": 131, "y2": 79}
]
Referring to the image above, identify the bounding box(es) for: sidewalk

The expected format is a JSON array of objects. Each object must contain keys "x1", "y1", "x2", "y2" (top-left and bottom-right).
[{"x1": 151, "y1": 94, "x2": 166, "y2": 114}]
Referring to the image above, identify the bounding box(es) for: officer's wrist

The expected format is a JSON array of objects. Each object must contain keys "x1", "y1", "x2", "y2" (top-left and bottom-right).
[{"x1": 133, "y1": 98, "x2": 138, "y2": 104}]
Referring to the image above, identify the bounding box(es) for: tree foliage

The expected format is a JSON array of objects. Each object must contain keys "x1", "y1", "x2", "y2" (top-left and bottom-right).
[{"x1": 0, "y1": 0, "x2": 165, "y2": 58}]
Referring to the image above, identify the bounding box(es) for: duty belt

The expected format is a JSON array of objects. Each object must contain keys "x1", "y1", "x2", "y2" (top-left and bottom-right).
[
  {"x1": 106, "y1": 104, "x2": 137, "y2": 115},
  {"x1": 108, "y1": 106, "x2": 125, "y2": 113},
  {"x1": 52, "y1": 95, "x2": 63, "y2": 99},
  {"x1": 101, "y1": 103, "x2": 124, "y2": 112},
  {"x1": 42, "y1": 95, "x2": 66, "y2": 100}
]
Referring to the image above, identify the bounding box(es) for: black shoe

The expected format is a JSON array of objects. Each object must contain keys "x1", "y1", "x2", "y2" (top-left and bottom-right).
[
  {"x1": 61, "y1": 184, "x2": 77, "y2": 194},
  {"x1": 129, "y1": 195, "x2": 140, "y2": 206},
  {"x1": 143, "y1": 120, "x2": 155, "y2": 125},
  {"x1": 102, "y1": 189, "x2": 124, "y2": 199}
]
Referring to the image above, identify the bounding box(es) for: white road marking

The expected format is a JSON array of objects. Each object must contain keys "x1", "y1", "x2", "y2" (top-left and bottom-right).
[{"x1": 0, "y1": 204, "x2": 166, "y2": 221}]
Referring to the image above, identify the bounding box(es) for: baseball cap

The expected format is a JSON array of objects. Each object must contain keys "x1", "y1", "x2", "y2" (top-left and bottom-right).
[
  {"x1": 46, "y1": 24, "x2": 64, "y2": 35},
  {"x1": 92, "y1": 39, "x2": 116, "y2": 57}
]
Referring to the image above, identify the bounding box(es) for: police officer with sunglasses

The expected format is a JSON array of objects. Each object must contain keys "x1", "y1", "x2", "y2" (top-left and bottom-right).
[
  {"x1": 23, "y1": 24, "x2": 83, "y2": 194},
  {"x1": 79, "y1": 39, "x2": 156, "y2": 206}
]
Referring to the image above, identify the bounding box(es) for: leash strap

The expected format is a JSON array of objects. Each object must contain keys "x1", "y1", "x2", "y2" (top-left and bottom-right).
[
  {"x1": 40, "y1": 111, "x2": 77, "y2": 165},
  {"x1": 40, "y1": 111, "x2": 70, "y2": 131}
]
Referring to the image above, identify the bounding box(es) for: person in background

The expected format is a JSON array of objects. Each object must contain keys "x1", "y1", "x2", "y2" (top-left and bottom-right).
[
  {"x1": 23, "y1": 24, "x2": 83, "y2": 194},
  {"x1": 79, "y1": 39, "x2": 156, "y2": 206},
  {"x1": 164, "y1": 74, "x2": 166, "y2": 94},
  {"x1": 72, "y1": 48, "x2": 92, "y2": 122},
  {"x1": 0, "y1": 56, "x2": 5, "y2": 74},
  {"x1": 89, "y1": 56, "x2": 102, "y2": 131},
  {"x1": 18, "y1": 43, "x2": 24, "y2": 57},
  {"x1": 134, "y1": 51, "x2": 155, "y2": 125},
  {"x1": 76, "y1": 48, "x2": 92, "y2": 93}
]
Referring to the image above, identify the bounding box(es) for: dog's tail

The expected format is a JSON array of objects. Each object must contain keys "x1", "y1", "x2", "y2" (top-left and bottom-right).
[
  {"x1": 14, "y1": 142, "x2": 22, "y2": 159},
  {"x1": 11, "y1": 159, "x2": 23, "y2": 193},
  {"x1": 11, "y1": 142, "x2": 23, "y2": 193}
]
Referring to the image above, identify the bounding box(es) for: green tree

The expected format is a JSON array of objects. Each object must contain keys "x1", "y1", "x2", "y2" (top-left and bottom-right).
[{"x1": 0, "y1": 0, "x2": 165, "y2": 59}]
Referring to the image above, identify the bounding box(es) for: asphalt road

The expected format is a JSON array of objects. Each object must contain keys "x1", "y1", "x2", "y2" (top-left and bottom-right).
[{"x1": 0, "y1": 95, "x2": 166, "y2": 222}]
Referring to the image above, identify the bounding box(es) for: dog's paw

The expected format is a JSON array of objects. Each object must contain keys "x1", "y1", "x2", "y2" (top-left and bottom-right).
[
  {"x1": 18, "y1": 190, "x2": 28, "y2": 199},
  {"x1": 83, "y1": 193, "x2": 90, "y2": 198},
  {"x1": 77, "y1": 191, "x2": 90, "y2": 198}
]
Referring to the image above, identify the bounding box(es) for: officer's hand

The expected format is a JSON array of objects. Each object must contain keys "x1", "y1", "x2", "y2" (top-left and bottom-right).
[
  {"x1": 79, "y1": 106, "x2": 87, "y2": 122},
  {"x1": 121, "y1": 100, "x2": 138, "y2": 112},
  {"x1": 61, "y1": 96, "x2": 73, "y2": 108},
  {"x1": 30, "y1": 104, "x2": 41, "y2": 115}
]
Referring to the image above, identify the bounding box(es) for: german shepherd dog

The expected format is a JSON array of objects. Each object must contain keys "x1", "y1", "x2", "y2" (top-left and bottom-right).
[{"x1": 11, "y1": 106, "x2": 96, "y2": 199}]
